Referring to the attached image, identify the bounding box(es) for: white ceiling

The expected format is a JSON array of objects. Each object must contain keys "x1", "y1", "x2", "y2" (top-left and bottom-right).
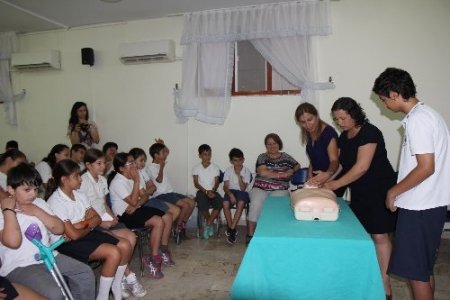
[{"x1": 0, "y1": 0, "x2": 287, "y2": 34}]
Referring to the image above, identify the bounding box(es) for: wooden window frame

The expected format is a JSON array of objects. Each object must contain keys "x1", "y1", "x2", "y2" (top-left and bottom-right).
[{"x1": 231, "y1": 58, "x2": 301, "y2": 96}]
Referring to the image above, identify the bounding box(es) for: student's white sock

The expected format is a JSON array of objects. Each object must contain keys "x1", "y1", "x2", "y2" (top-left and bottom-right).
[
  {"x1": 111, "y1": 264, "x2": 127, "y2": 300},
  {"x1": 96, "y1": 276, "x2": 113, "y2": 300}
]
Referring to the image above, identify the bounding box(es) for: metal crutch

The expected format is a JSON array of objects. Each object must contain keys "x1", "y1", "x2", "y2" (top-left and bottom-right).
[{"x1": 25, "y1": 223, "x2": 75, "y2": 300}]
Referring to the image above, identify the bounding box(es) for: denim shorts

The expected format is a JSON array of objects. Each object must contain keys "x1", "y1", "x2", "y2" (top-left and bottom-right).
[
  {"x1": 223, "y1": 189, "x2": 250, "y2": 204},
  {"x1": 153, "y1": 192, "x2": 186, "y2": 205}
]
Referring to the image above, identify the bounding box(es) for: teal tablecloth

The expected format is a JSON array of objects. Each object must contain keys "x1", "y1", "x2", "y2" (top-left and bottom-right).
[{"x1": 231, "y1": 196, "x2": 384, "y2": 300}]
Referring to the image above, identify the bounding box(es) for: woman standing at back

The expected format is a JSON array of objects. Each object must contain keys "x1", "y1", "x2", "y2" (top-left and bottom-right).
[{"x1": 68, "y1": 101, "x2": 100, "y2": 148}]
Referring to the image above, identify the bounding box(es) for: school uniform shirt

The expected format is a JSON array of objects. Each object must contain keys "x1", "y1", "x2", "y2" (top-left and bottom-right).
[
  {"x1": 0, "y1": 172, "x2": 6, "y2": 190},
  {"x1": 223, "y1": 165, "x2": 252, "y2": 190},
  {"x1": 0, "y1": 198, "x2": 58, "y2": 276},
  {"x1": 35, "y1": 161, "x2": 52, "y2": 184},
  {"x1": 47, "y1": 188, "x2": 91, "y2": 224},
  {"x1": 139, "y1": 169, "x2": 150, "y2": 190},
  {"x1": 145, "y1": 163, "x2": 174, "y2": 196},
  {"x1": 79, "y1": 172, "x2": 111, "y2": 221},
  {"x1": 108, "y1": 173, "x2": 134, "y2": 217},
  {"x1": 396, "y1": 102, "x2": 450, "y2": 210},
  {"x1": 192, "y1": 163, "x2": 221, "y2": 191}
]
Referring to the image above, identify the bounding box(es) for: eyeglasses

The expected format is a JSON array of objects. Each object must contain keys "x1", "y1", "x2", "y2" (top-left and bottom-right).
[{"x1": 125, "y1": 161, "x2": 136, "y2": 166}]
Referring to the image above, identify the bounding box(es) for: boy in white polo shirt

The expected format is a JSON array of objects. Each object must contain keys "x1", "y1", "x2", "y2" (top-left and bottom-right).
[
  {"x1": 146, "y1": 141, "x2": 195, "y2": 243},
  {"x1": 192, "y1": 144, "x2": 223, "y2": 240},
  {"x1": 373, "y1": 67, "x2": 450, "y2": 300}
]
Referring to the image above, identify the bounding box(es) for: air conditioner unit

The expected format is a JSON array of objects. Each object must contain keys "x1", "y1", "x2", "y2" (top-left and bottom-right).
[
  {"x1": 119, "y1": 40, "x2": 175, "y2": 64},
  {"x1": 11, "y1": 50, "x2": 61, "y2": 70}
]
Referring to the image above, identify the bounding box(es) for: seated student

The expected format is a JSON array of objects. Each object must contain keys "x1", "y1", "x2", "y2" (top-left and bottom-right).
[
  {"x1": 47, "y1": 159, "x2": 132, "y2": 300},
  {"x1": 222, "y1": 148, "x2": 252, "y2": 244},
  {"x1": 0, "y1": 276, "x2": 46, "y2": 300},
  {"x1": 4, "y1": 140, "x2": 18, "y2": 151},
  {"x1": 35, "y1": 144, "x2": 70, "y2": 189},
  {"x1": 146, "y1": 142, "x2": 195, "y2": 241},
  {"x1": 0, "y1": 149, "x2": 27, "y2": 198},
  {"x1": 108, "y1": 153, "x2": 174, "y2": 279},
  {"x1": 103, "y1": 142, "x2": 118, "y2": 178},
  {"x1": 192, "y1": 144, "x2": 223, "y2": 240},
  {"x1": 129, "y1": 148, "x2": 181, "y2": 227},
  {"x1": 1, "y1": 163, "x2": 95, "y2": 300},
  {"x1": 70, "y1": 143, "x2": 87, "y2": 172},
  {"x1": 79, "y1": 148, "x2": 147, "y2": 298}
]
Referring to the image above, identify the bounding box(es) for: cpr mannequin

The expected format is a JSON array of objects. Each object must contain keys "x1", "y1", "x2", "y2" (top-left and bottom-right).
[{"x1": 290, "y1": 183, "x2": 339, "y2": 221}]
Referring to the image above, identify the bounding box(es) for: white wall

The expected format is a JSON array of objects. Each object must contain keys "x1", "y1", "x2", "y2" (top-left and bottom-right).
[{"x1": 2, "y1": 0, "x2": 450, "y2": 194}]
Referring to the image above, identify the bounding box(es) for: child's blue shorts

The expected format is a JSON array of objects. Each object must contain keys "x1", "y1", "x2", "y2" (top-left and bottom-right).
[{"x1": 388, "y1": 205, "x2": 447, "y2": 281}]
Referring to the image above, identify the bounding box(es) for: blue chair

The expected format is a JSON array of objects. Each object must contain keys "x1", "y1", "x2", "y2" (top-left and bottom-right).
[{"x1": 290, "y1": 167, "x2": 309, "y2": 190}]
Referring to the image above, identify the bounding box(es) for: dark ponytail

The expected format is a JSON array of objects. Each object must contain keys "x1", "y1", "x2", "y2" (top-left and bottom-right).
[
  {"x1": 45, "y1": 159, "x2": 80, "y2": 200},
  {"x1": 107, "y1": 152, "x2": 129, "y2": 187}
]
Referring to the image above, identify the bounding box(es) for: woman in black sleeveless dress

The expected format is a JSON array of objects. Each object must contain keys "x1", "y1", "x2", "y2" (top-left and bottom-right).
[{"x1": 324, "y1": 97, "x2": 397, "y2": 298}]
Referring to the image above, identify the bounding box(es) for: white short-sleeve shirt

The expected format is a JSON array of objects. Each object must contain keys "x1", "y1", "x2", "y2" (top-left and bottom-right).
[
  {"x1": 223, "y1": 165, "x2": 252, "y2": 190},
  {"x1": 47, "y1": 188, "x2": 91, "y2": 223},
  {"x1": 0, "y1": 172, "x2": 6, "y2": 191},
  {"x1": 79, "y1": 172, "x2": 110, "y2": 220},
  {"x1": 396, "y1": 102, "x2": 450, "y2": 209},
  {"x1": 145, "y1": 163, "x2": 173, "y2": 196},
  {"x1": 35, "y1": 161, "x2": 52, "y2": 184},
  {"x1": 192, "y1": 163, "x2": 220, "y2": 191},
  {"x1": 109, "y1": 173, "x2": 134, "y2": 216},
  {"x1": 139, "y1": 169, "x2": 150, "y2": 190},
  {"x1": 0, "y1": 198, "x2": 58, "y2": 276}
]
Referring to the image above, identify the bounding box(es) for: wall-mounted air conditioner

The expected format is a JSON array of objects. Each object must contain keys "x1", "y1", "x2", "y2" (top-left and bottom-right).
[
  {"x1": 11, "y1": 50, "x2": 61, "y2": 70},
  {"x1": 119, "y1": 40, "x2": 175, "y2": 64}
]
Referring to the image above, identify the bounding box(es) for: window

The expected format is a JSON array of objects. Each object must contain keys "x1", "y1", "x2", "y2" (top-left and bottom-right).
[{"x1": 232, "y1": 41, "x2": 300, "y2": 96}]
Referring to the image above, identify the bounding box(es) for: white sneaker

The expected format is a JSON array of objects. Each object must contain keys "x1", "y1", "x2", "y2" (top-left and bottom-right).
[
  {"x1": 121, "y1": 278, "x2": 131, "y2": 298},
  {"x1": 124, "y1": 273, "x2": 147, "y2": 298}
]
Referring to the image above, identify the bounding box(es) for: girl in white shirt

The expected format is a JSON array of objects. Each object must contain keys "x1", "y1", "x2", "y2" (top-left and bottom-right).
[
  {"x1": 80, "y1": 148, "x2": 146, "y2": 298},
  {"x1": 47, "y1": 159, "x2": 132, "y2": 300},
  {"x1": 35, "y1": 144, "x2": 70, "y2": 189},
  {"x1": 108, "y1": 152, "x2": 175, "y2": 279}
]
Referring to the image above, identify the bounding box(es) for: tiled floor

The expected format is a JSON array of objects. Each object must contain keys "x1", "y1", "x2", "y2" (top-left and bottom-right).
[{"x1": 123, "y1": 228, "x2": 450, "y2": 300}]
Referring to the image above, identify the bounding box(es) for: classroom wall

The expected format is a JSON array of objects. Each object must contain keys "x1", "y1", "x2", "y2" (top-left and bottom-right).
[{"x1": 2, "y1": 0, "x2": 449, "y2": 195}]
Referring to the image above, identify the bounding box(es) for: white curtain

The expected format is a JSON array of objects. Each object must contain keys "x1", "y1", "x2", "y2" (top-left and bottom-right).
[
  {"x1": 0, "y1": 32, "x2": 25, "y2": 126},
  {"x1": 250, "y1": 35, "x2": 334, "y2": 103},
  {"x1": 177, "y1": 0, "x2": 332, "y2": 124}
]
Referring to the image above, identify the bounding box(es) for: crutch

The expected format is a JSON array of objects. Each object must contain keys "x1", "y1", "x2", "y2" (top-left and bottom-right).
[{"x1": 25, "y1": 223, "x2": 75, "y2": 300}]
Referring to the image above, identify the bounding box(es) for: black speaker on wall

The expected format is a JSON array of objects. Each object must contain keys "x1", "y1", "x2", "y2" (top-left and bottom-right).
[{"x1": 81, "y1": 48, "x2": 94, "y2": 66}]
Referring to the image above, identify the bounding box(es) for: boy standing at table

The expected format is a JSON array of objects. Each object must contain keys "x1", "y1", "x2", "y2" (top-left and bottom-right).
[{"x1": 373, "y1": 67, "x2": 450, "y2": 300}]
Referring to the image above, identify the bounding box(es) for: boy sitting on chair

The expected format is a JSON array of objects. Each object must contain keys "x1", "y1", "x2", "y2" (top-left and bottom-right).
[
  {"x1": 223, "y1": 148, "x2": 252, "y2": 244},
  {"x1": 192, "y1": 144, "x2": 223, "y2": 240}
]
